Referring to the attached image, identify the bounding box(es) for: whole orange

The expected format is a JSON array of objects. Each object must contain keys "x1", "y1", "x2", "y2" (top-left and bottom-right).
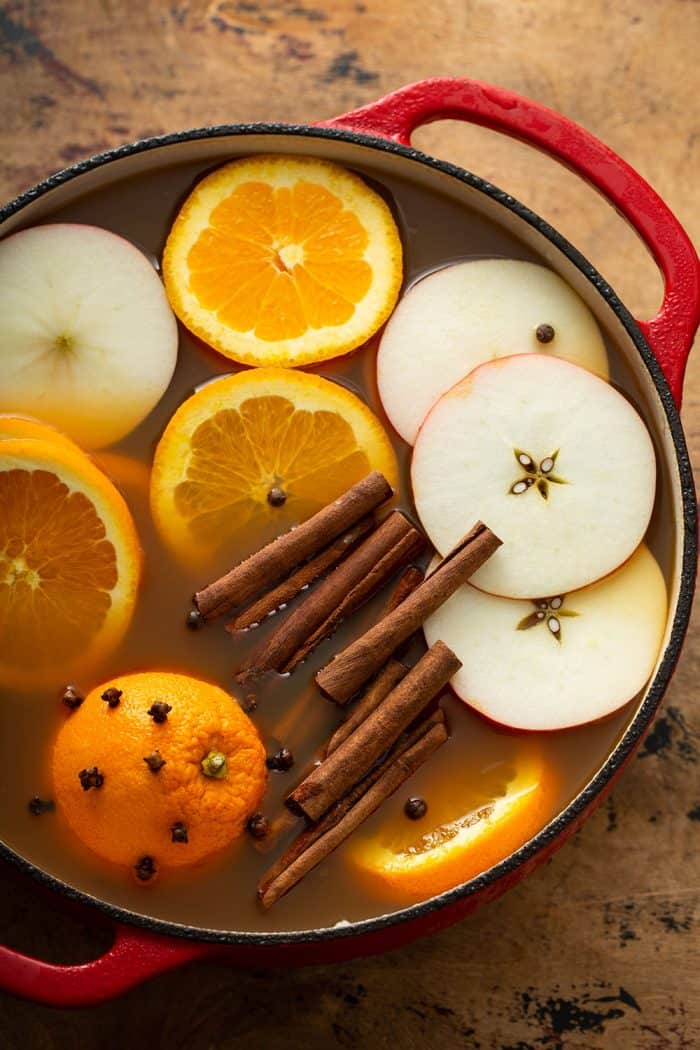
[{"x1": 52, "y1": 671, "x2": 266, "y2": 880}]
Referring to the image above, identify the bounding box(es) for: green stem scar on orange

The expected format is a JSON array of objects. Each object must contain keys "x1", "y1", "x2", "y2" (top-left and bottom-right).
[{"x1": 201, "y1": 750, "x2": 228, "y2": 779}]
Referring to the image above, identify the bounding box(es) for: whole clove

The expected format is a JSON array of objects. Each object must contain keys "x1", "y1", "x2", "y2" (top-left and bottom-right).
[
  {"x1": 267, "y1": 485, "x2": 287, "y2": 507},
  {"x1": 61, "y1": 685, "x2": 84, "y2": 711},
  {"x1": 186, "y1": 609, "x2": 204, "y2": 630},
  {"x1": 78, "y1": 767, "x2": 104, "y2": 791},
  {"x1": 143, "y1": 751, "x2": 166, "y2": 773},
  {"x1": 535, "y1": 323, "x2": 555, "y2": 344},
  {"x1": 170, "y1": 822, "x2": 188, "y2": 843},
  {"x1": 246, "y1": 813, "x2": 270, "y2": 840},
  {"x1": 28, "y1": 796, "x2": 55, "y2": 816},
  {"x1": 101, "y1": 687, "x2": 122, "y2": 708},
  {"x1": 404, "y1": 796, "x2": 428, "y2": 820},
  {"x1": 147, "y1": 701, "x2": 172, "y2": 724},
  {"x1": 134, "y1": 856, "x2": 157, "y2": 882},
  {"x1": 267, "y1": 747, "x2": 294, "y2": 772}
]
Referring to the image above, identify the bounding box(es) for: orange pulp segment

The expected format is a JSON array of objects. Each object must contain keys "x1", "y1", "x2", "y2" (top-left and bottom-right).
[{"x1": 163, "y1": 155, "x2": 403, "y2": 366}]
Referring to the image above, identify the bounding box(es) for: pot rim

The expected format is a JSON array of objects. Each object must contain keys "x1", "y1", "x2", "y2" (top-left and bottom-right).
[{"x1": 0, "y1": 121, "x2": 696, "y2": 946}]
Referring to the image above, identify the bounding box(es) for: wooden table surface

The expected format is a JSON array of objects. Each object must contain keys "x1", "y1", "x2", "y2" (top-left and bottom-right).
[{"x1": 1, "y1": 1, "x2": 698, "y2": 1046}]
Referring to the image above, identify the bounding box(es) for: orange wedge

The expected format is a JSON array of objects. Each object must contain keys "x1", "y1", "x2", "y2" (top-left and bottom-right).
[
  {"x1": 163, "y1": 155, "x2": 403, "y2": 367},
  {"x1": 150, "y1": 368, "x2": 398, "y2": 567},
  {"x1": 0, "y1": 438, "x2": 142, "y2": 690},
  {"x1": 347, "y1": 744, "x2": 555, "y2": 901}
]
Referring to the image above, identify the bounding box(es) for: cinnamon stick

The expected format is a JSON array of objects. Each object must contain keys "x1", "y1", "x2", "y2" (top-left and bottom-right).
[
  {"x1": 324, "y1": 659, "x2": 407, "y2": 757},
  {"x1": 384, "y1": 565, "x2": 425, "y2": 614},
  {"x1": 237, "y1": 512, "x2": 425, "y2": 679},
  {"x1": 287, "y1": 640, "x2": 460, "y2": 821},
  {"x1": 316, "y1": 522, "x2": 501, "y2": 704},
  {"x1": 258, "y1": 710, "x2": 448, "y2": 908},
  {"x1": 194, "y1": 471, "x2": 392, "y2": 620},
  {"x1": 322, "y1": 566, "x2": 424, "y2": 754},
  {"x1": 260, "y1": 708, "x2": 444, "y2": 900},
  {"x1": 282, "y1": 529, "x2": 424, "y2": 674},
  {"x1": 226, "y1": 517, "x2": 373, "y2": 632}
]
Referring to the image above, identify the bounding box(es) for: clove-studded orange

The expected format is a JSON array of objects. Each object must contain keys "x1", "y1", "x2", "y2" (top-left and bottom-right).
[{"x1": 52, "y1": 671, "x2": 267, "y2": 878}]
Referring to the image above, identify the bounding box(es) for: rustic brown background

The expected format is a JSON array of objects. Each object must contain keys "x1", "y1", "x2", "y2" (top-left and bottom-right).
[{"x1": 0, "y1": 1, "x2": 698, "y2": 1047}]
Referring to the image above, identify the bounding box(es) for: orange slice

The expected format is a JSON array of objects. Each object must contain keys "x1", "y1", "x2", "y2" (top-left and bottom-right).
[
  {"x1": 0, "y1": 438, "x2": 142, "y2": 690},
  {"x1": 163, "y1": 155, "x2": 403, "y2": 367},
  {"x1": 150, "y1": 368, "x2": 398, "y2": 567},
  {"x1": 0, "y1": 413, "x2": 80, "y2": 451},
  {"x1": 53, "y1": 671, "x2": 266, "y2": 876},
  {"x1": 347, "y1": 743, "x2": 555, "y2": 902},
  {"x1": 0, "y1": 416, "x2": 151, "y2": 504}
]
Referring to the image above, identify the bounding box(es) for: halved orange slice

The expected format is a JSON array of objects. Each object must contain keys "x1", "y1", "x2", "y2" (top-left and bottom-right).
[
  {"x1": 347, "y1": 743, "x2": 555, "y2": 902},
  {"x1": 0, "y1": 438, "x2": 142, "y2": 690},
  {"x1": 150, "y1": 368, "x2": 398, "y2": 567},
  {"x1": 163, "y1": 155, "x2": 403, "y2": 367}
]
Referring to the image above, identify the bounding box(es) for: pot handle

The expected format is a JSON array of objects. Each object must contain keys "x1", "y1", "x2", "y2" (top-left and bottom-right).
[
  {"x1": 0, "y1": 923, "x2": 214, "y2": 1007},
  {"x1": 321, "y1": 78, "x2": 700, "y2": 406}
]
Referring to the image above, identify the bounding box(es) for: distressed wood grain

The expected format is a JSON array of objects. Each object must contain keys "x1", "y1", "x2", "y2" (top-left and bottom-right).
[{"x1": 0, "y1": 0, "x2": 698, "y2": 1046}]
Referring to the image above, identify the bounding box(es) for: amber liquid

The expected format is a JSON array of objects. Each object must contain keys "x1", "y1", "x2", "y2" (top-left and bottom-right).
[{"x1": 0, "y1": 156, "x2": 675, "y2": 934}]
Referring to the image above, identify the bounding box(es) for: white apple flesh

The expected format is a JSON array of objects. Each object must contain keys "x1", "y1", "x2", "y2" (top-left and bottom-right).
[
  {"x1": 424, "y1": 544, "x2": 667, "y2": 731},
  {"x1": 412, "y1": 354, "x2": 656, "y2": 598},
  {"x1": 377, "y1": 259, "x2": 609, "y2": 444},
  {"x1": 0, "y1": 224, "x2": 178, "y2": 448}
]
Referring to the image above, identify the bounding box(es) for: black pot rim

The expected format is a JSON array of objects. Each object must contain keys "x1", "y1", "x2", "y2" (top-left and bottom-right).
[{"x1": 0, "y1": 122, "x2": 696, "y2": 948}]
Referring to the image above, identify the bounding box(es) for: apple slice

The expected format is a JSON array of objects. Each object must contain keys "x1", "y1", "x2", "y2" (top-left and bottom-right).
[
  {"x1": 412, "y1": 354, "x2": 655, "y2": 598},
  {"x1": 424, "y1": 544, "x2": 667, "y2": 730},
  {"x1": 377, "y1": 259, "x2": 609, "y2": 445},
  {"x1": 0, "y1": 224, "x2": 178, "y2": 448}
]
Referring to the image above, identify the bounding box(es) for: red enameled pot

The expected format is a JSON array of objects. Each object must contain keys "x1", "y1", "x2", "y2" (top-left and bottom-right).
[{"x1": 0, "y1": 78, "x2": 698, "y2": 1007}]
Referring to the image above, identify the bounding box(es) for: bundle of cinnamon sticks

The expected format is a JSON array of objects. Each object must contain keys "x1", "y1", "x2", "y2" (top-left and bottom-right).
[
  {"x1": 258, "y1": 641, "x2": 459, "y2": 908},
  {"x1": 192, "y1": 472, "x2": 503, "y2": 908},
  {"x1": 257, "y1": 524, "x2": 502, "y2": 908},
  {"x1": 194, "y1": 471, "x2": 429, "y2": 676}
]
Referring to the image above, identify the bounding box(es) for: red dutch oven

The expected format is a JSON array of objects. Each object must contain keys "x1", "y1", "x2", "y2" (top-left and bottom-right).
[{"x1": 0, "y1": 78, "x2": 698, "y2": 1007}]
